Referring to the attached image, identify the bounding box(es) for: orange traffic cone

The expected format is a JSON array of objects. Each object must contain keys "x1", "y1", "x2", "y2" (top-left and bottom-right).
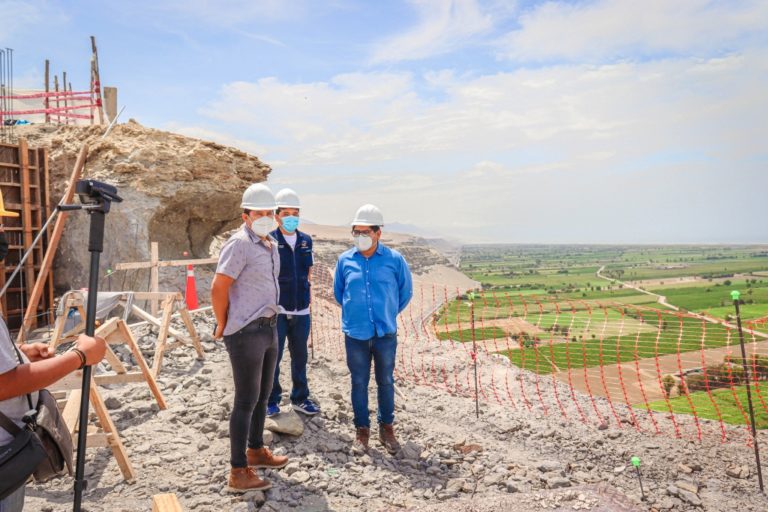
[{"x1": 183, "y1": 252, "x2": 199, "y2": 310}]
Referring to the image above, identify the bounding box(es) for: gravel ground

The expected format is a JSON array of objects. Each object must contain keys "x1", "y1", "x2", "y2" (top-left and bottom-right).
[{"x1": 22, "y1": 305, "x2": 768, "y2": 512}]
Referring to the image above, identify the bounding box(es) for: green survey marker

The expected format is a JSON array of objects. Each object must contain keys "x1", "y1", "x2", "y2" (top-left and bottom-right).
[
  {"x1": 731, "y1": 290, "x2": 741, "y2": 301},
  {"x1": 631, "y1": 456, "x2": 646, "y2": 501}
]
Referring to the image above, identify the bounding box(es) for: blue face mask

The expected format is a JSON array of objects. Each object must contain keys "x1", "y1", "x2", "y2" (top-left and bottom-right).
[{"x1": 281, "y1": 215, "x2": 300, "y2": 232}]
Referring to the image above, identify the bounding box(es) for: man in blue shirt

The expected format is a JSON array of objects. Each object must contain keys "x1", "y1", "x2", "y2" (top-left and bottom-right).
[
  {"x1": 333, "y1": 204, "x2": 412, "y2": 454},
  {"x1": 267, "y1": 188, "x2": 320, "y2": 417}
]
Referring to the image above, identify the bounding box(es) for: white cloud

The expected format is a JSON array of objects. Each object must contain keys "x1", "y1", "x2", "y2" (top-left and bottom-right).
[
  {"x1": 497, "y1": 0, "x2": 768, "y2": 62},
  {"x1": 197, "y1": 48, "x2": 767, "y2": 242},
  {"x1": 370, "y1": 0, "x2": 495, "y2": 63},
  {"x1": 0, "y1": 0, "x2": 67, "y2": 45}
]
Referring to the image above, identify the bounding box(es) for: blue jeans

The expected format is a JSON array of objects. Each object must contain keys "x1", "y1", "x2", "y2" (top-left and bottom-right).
[
  {"x1": 0, "y1": 485, "x2": 24, "y2": 512},
  {"x1": 269, "y1": 314, "x2": 311, "y2": 407},
  {"x1": 345, "y1": 333, "x2": 397, "y2": 428}
]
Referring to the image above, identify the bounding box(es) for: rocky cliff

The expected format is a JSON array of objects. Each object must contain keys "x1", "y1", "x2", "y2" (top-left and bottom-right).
[{"x1": 16, "y1": 121, "x2": 271, "y2": 292}]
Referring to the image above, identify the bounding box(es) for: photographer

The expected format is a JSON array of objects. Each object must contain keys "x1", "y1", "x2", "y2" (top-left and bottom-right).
[
  {"x1": 0, "y1": 325, "x2": 106, "y2": 511},
  {"x1": 0, "y1": 219, "x2": 107, "y2": 510}
]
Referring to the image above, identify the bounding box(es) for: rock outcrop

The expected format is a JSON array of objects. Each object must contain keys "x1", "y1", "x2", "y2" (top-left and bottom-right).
[{"x1": 17, "y1": 121, "x2": 270, "y2": 292}]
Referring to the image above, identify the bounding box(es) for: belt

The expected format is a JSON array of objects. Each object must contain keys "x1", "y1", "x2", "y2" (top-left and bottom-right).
[{"x1": 252, "y1": 316, "x2": 277, "y2": 328}]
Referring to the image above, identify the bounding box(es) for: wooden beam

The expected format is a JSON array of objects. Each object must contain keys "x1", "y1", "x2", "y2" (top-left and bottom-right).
[
  {"x1": 114, "y1": 257, "x2": 218, "y2": 271},
  {"x1": 17, "y1": 145, "x2": 88, "y2": 342},
  {"x1": 91, "y1": 36, "x2": 105, "y2": 125},
  {"x1": 61, "y1": 389, "x2": 81, "y2": 435},
  {"x1": 41, "y1": 147, "x2": 54, "y2": 325},
  {"x1": 44, "y1": 60, "x2": 50, "y2": 124},
  {"x1": 118, "y1": 320, "x2": 167, "y2": 409},
  {"x1": 130, "y1": 304, "x2": 192, "y2": 345},
  {"x1": 103, "y1": 86, "x2": 117, "y2": 122},
  {"x1": 151, "y1": 296, "x2": 175, "y2": 377},
  {"x1": 54, "y1": 76, "x2": 60, "y2": 124},
  {"x1": 133, "y1": 291, "x2": 183, "y2": 301},
  {"x1": 62, "y1": 72, "x2": 68, "y2": 126},
  {"x1": 150, "y1": 242, "x2": 159, "y2": 316},
  {"x1": 18, "y1": 139, "x2": 36, "y2": 322},
  {"x1": 152, "y1": 494, "x2": 184, "y2": 512},
  {"x1": 178, "y1": 305, "x2": 204, "y2": 360},
  {"x1": 49, "y1": 371, "x2": 147, "y2": 391},
  {"x1": 89, "y1": 383, "x2": 135, "y2": 481}
]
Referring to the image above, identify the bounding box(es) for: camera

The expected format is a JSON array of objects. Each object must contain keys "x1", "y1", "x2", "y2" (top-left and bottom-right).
[{"x1": 75, "y1": 180, "x2": 123, "y2": 212}]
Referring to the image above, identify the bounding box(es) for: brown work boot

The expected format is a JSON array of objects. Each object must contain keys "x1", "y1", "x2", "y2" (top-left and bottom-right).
[
  {"x1": 352, "y1": 427, "x2": 370, "y2": 454},
  {"x1": 247, "y1": 447, "x2": 288, "y2": 469},
  {"x1": 378, "y1": 423, "x2": 401, "y2": 454},
  {"x1": 227, "y1": 467, "x2": 272, "y2": 492}
]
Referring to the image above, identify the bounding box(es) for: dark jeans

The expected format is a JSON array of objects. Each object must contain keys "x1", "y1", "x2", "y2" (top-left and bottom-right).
[
  {"x1": 224, "y1": 319, "x2": 278, "y2": 468},
  {"x1": 345, "y1": 333, "x2": 397, "y2": 428},
  {"x1": 269, "y1": 314, "x2": 311, "y2": 407},
  {"x1": 0, "y1": 485, "x2": 24, "y2": 512}
]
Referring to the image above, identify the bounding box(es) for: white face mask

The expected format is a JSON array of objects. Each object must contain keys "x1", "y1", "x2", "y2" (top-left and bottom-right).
[
  {"x1": 353, "y1": 234, "x2": 373, "y2": 252},
  {"x1": 249, "y1": 216, "x2": 276, "y2": 237}
]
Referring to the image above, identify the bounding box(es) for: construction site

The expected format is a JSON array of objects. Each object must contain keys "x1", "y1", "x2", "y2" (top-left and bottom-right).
[{"x1": 1, "y1": 38, "x2": 767, "y2": 512}]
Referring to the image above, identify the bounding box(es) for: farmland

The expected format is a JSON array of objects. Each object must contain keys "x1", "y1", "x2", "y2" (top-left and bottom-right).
[{"x1": 453, "y1": 244, "x2": 768, "y2": 323}]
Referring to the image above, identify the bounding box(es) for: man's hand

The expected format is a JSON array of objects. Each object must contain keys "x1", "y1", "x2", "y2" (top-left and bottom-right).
[
  {"x1": 74, "y1": 334, "x2": 107, "y2": 365},
  {"x1": 19, "y1": 342, "x2": 54, "y2": 362},
  {"x1": 214, "y1": 323, "x2": 225, "y2": 340}
]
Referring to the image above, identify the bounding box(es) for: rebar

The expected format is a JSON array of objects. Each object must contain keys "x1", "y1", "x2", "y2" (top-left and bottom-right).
[{"x1": 0, "y1": 48, "x2": 16, "y2": 143}]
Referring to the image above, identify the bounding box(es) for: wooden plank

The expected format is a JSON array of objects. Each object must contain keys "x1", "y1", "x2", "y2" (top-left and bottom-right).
[
  {"x1": 91, "y1": 36, "x2": 105, "y2": 124},
  {"x1": 151, "y1": 296, "x2": 175, "y2": 377},
  {"x1": 18, "y1": 144, "x2": 88, "y2": 342},
  {"x1": 114, "y1": 257, "x2": 218, "y2": 271},
  {"x1": 119, "y1": 320, "x2": 167, "y2": 409},
  {"x1": 62, "y1": 72, "x2": 68, "y2": 126},
  {"x1": 44, "y1": 60, "x2": 50, "y2": 124},
  {"x1": 103, "y1": 86, "x2": 118, "y2": 122},
  {"x1": 150, "y1": 241, "x2": 159, "y2": 316},
  {"x1": 133, "y1": 292, "x2": 182, "y2": 301},
  {"x1": 50, "y1": 371, "x2": 149, "y2": 391},
  {"x1": 103, "y1": 344, "x2": 128, "y2": 374},
  {"x1": 84, "y1": 432, "x2": 109, "y2": 449},
  {"x1": 41, "y1": 147, "x2": 54, "y2": 325},
  {"x1": 54, "y1": 76, "x2": 60, "y2": 124},
  {"x1": 89, "y1": 383, "x2": 135, "y2": 481},
  {"x1": 131, "y1": 304, "x2": 192, "y2": 345},
  {"x1": 152, "y1": 494, "x2": 184, "y2": 512},
  {"x1": 18, "y1": 139, "x2": 36, "y2": 324},
  {"x1": 62, "y1": 389, "x2": 82, "y2": 435},
  {"x1": 178, "y1": 305, "x2": 204, "y2": 360},
  {"x1": 96, "y1": 316, "x2": 120, "y2": 339}
]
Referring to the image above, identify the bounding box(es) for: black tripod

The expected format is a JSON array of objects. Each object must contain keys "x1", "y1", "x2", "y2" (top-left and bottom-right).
[{"x1": 59, "y1": 180, "x2": 122, "y2": 512}]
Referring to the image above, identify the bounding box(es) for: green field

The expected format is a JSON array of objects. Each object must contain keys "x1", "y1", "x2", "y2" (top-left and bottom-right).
[
  {"x1": 444, "y1": 244, "x2": 768, "y2": 423},
  {"x1": 442, "y1": 245, "x2": 768, "y2": 339},
  {"x1": 644, "y1": 384, "x2": 768, "y2": 428},
  {"x1": 499, "y1": 313, "x2": 732, "y2": 375},
  {"x1": 436, "y1": 326, "x2": 506, "y2": 342}
]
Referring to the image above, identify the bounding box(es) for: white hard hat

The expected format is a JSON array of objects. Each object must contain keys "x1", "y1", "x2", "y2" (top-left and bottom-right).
[
  {"x1": 275, "y1": 188, "x2": 301, "y2": 209},
  {"x1": 351, "y1": 204, "x2": 384, "y2": 226},
  {"x1": 241, "y1": 183, "x2": 276, "y2": 210}
]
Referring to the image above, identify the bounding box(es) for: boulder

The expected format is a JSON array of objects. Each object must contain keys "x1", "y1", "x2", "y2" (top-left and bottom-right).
[{"x1": 264, "y1": 409, "x2": 305, "y2": 436}]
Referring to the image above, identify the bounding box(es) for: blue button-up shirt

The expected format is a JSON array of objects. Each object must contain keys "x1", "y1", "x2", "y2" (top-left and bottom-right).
[{"x1": 333, "y1": 242, "x2": 413, "y2": 340}]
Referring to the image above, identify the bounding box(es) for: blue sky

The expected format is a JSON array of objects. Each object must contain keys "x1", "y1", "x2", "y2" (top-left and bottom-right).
[{"x1": 3, "y1": 0, "x2": 767, "y2": 243}]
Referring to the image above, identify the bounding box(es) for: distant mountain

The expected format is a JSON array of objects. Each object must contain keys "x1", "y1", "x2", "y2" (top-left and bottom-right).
[{"x1": 385, "y1": 222, "x2": 445, "y2": 239}]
